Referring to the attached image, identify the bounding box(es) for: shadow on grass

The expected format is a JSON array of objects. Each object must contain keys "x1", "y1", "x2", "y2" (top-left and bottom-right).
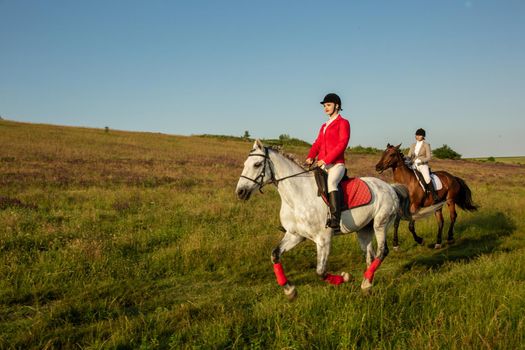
[{"x1": 402, "y1": 211, "x2": 516, "y2": 271}]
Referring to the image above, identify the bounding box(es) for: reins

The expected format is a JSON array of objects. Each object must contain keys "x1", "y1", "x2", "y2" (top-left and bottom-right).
[
  {"x1": 240, "y1": 147, "x2": 316, "y2": 193},
  {"x1": 274, "y1": 168, "x2": 314, "y2": 183}
]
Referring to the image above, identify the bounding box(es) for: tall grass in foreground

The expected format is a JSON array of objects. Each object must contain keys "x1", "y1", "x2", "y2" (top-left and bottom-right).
[{"x1": 1, "y1": 120, "x2": 525, "y2": 349}]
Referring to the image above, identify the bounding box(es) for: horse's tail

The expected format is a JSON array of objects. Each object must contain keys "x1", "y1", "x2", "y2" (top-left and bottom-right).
[
  {"x1": 391, "y1": 183, "x2": 446, "y2": 220},
  {"x1": 390, "y1": 183, "x2": 411, "y2": 220},
  {"x1": 454, "y1": 176, "x2": 479, "y2": 211}
]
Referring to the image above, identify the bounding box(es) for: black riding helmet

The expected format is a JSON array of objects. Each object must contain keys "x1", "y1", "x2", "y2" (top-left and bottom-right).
[
  {"x1": 320, "y1": 93, "x2": 342, "y2": 111},
  {"x1": 415, "y1": 128, "x2": 426, "y2": 137}
]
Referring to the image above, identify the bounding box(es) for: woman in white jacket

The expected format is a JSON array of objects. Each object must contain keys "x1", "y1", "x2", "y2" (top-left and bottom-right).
[{"x1": 407, "y1": 128, "x2": 438, "y2": 201}]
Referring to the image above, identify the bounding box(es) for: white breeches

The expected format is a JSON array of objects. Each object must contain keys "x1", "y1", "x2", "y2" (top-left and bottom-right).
[
  {"x1": 416, "y1": 164, "x2": 431, "y2": 183},
  {"x1": 324, "y1": 163, "x2": 346, "y2": 192}
]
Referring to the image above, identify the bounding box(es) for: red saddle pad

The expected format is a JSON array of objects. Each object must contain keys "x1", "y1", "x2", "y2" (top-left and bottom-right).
[{"x1": 341, "y1": 177, "x2": 372, "y2": 209}]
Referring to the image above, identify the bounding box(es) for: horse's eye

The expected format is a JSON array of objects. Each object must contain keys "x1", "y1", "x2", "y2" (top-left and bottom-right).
[{"x1": 254, "y1": 162, "x2": 263, "y2": 168}]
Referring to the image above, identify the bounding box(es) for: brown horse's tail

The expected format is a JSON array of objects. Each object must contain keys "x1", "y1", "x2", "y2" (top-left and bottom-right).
[{"x1": 455, "y1": 176, "x2": 479, "y2": 211}]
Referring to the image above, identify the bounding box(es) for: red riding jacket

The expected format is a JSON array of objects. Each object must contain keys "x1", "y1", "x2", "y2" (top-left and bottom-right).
[{"x1": 307, "y1": 115, "x2": 350, "y2": 165}]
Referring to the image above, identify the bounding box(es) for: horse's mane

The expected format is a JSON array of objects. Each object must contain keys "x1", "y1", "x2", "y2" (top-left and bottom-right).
[
  {"x1": 390, "y1": 145, "x2": 414, "y2": 168},
  {"x1": 396, "y1": 147, "x2": 407, "y2": 161},
  {"x1": 267, "y1": 146, "x2": 306, "y2": 169},
  {"x1": 387, "y1": 144, "x2": 407, "y2": 162}
]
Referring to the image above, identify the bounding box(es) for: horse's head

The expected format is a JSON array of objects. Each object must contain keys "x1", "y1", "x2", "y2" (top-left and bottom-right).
[
  {"x1": 236, "y1": 139, "x2": 275, "y2": 200},
  {"x1": 375, "y1": 143, "x2": 403, "y2": 173}
]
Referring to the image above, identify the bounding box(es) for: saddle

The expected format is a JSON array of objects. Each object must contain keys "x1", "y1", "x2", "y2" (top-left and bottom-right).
[
  {"x1": 412, "y1": 167, "x2": 442, "y2": 191},
  {"x1": 313, "y1": 168, "x2": 372, "y2": 211}
]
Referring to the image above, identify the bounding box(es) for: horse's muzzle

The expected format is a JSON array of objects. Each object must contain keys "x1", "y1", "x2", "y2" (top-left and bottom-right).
[
  {"x1": 375, "y1": 164, "x2": 384, "y2": 174},
  {"x1": 236, "y1": 187, "x2": 252, "y2": 200}
]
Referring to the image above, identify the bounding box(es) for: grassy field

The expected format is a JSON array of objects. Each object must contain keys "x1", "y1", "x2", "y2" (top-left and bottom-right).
[
  {"x1": 1, "y1": 119, "x2": 525, "y2": 349},
  {"x1": 467, "y1": 156, "x2": 525, "y2": 165}
]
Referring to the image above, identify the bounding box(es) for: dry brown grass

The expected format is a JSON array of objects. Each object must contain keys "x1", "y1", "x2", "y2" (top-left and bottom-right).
[
  {"x1": 3, "y1": 120, "x2": 522, "y2": 192},
  {"x1": 1, "y1": 121, "x2": 252, "y2": 191}
]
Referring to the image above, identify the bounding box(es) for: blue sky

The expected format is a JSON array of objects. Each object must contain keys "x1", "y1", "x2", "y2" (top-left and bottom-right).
[{"x1": 1, "y1": 0, "x2": 524, "y2": 157}]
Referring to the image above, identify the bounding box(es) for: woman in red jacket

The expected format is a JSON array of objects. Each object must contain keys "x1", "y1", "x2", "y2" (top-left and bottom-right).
[{"x1": 305, "y1": 93, "x2": 351, "y2": 231}]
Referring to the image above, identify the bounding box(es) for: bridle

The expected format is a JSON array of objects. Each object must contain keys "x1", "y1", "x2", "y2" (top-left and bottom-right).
[
  {"x1": 377, "y1": 147, "x2": 405, "y2": 174},
  {"x1": 240, "y1": 147, "x2": 315, "y2": 193}
]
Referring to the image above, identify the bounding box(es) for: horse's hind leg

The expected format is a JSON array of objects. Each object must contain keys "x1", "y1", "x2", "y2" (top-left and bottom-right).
[
  {"x1": 361, "y1": 214, "x2": 394, "y2": 292},
  {"x1": 357, "y1": 223, "x2": 375, "y2": 265},
  {"x1": 434, "y1": 208, "x2": 444, "y2": 249},
  {"x1": 357, "y1": 224, "x2": 377, "y2": 294},
  {"x1": 446, "y1": 201, "x2": 458, "y2": 244},
  {"x1": 271, "y1": 232, "x2": 305, "y2": 299}
]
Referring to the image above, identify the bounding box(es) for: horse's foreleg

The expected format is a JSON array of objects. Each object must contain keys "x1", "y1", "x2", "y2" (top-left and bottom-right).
[
  {"x1": 271, "y1": 232, "x2": 304, "y2": 263},
  {"x1": 409, "y1": 219, "x2": 424, "y2": 245},
  {"x1": 434, "y1": 209, "x2": 444, "y2": 249},
  {"x1": 393, "y1": 216, "x2": 400, "y2": 250},
  {"x1": 409, "y1": 197, "x2": 419, "y2": 215},
  {"x1": 271, "y1": 232, "x2": 304, "y2": 299},
  {"x1": 316, "y1": 230, "x2": 350, "y2": 285},
  {"x1": 446, "y1": 202, "x2": 457, "y2": 244},
  {"x1": 315, "y1": 231, "x2": 332, "y2": 278}
]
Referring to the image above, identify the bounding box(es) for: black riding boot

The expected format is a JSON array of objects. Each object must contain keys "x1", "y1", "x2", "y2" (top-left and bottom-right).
[
  {"x1": 328, "y1": 191, "x2": 341, "y2": 232},
  {"x1": 425, "y1": 181, "x2": 439, "y2": 202}
]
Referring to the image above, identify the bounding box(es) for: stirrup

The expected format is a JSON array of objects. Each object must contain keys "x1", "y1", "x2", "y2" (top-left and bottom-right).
[
  {"x1": 328, "y1": 220, "x2": 341, "y2": 233},
  {"x1": 325, "y1": 216, "x2": 341, "y2": 231},
  {"x1": 328, "y1": 219, "x2": 340, "y2": 229},
  {"x1": 331, "y1": 225, "x2": 341, "y2": 234}
]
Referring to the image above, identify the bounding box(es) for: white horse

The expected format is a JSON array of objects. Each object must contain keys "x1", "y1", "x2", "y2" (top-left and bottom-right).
[{"x1": 235, "y1": 140, "x2": 400, "y2": 298}]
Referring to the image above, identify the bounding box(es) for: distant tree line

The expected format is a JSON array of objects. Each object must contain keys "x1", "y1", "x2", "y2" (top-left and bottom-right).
[
  {"x1": 433, "y1": 144, "x2": 462, "y2": 160},
  {"x1": 265, "y1": 134, "x2": 311, "y2": 147},
  {"x1": 196, "y1": 133, "x2": 463, "y2": 160},
  {"x1": 347, "y1": 145, "x2": 382, "y2": 155}
]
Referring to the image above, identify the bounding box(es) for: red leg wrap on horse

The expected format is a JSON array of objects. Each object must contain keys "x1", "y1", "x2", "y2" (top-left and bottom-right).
[
  {"x1": 273, "y1": 263, "x2": 288, "y2": 286},
  {"x1": 324, "y1": 273, "x2": 345, "y2": 285},
  {"x1": 363, "y1": 258, "x2": 382, "y2": 282}
]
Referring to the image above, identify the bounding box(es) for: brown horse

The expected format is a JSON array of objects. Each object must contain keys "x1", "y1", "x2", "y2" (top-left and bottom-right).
[{"x1": 375, "y1": 144, "x2": 478, "y2": 249}]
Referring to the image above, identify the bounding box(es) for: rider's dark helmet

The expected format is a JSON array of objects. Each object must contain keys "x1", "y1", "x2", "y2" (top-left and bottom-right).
[
  {"x1": 415, "y1": 128, "x2": 426, "y2": 137},
  {"x1": 320, "y1": 93, "x2": 342, "y2": 111}
]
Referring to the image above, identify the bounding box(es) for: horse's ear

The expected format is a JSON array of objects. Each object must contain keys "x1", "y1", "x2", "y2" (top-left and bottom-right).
[
  {"x1": 253, "y1": 139, "x2": 264, "y2": 150},
  {"x1": 395, "y1": 143, "x2": 402, "y2": 149},
  {"x1": 387, "y1": 143, "x2": 392, "y2": 148}
]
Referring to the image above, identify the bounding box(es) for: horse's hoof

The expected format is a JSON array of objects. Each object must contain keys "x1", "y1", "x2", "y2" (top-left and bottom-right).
[
  {"x1": 361, "y1": 278, "x2": 373, "y2": 294},
  {"x1": 416, "y1": 238, "x2": 424, "y2": 245},
  {"x1": 341, "y1": 272, "x2": 351, "y2": 283},
  {"x1": 447, "y1": 239, "x2": 455, "y2": 245},
  {"x1": 283, "y1": 284, "x2": 297, "y2": 301},
  {"x1": 393, "y1": 246, "x2": 400, "y2": 252},
  {"x1": 434, "y1": 243, "x2": 442, "y2": 249}
]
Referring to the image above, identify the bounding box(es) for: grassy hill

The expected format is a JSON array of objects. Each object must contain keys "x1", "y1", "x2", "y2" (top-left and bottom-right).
[
  {"x1": 467, "y1": 156, "x2": 525, "y2": 165},
  {"x1": 1, "y1": 120, "x2": 525, "y2": 349}
]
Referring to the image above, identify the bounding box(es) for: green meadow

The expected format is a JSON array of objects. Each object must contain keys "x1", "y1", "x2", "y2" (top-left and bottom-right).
[
  {"x1": 1, "y1": 120, "x2": 525, "y2": 349},
  {"x1": 467, "y1": 156, "x2": 525, "y2": 165}
]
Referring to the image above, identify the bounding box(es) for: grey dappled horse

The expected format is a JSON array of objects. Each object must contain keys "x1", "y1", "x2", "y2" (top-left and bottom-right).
[{"x1": 235, "y1": 140, "x2": 400, "y2": 298}]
